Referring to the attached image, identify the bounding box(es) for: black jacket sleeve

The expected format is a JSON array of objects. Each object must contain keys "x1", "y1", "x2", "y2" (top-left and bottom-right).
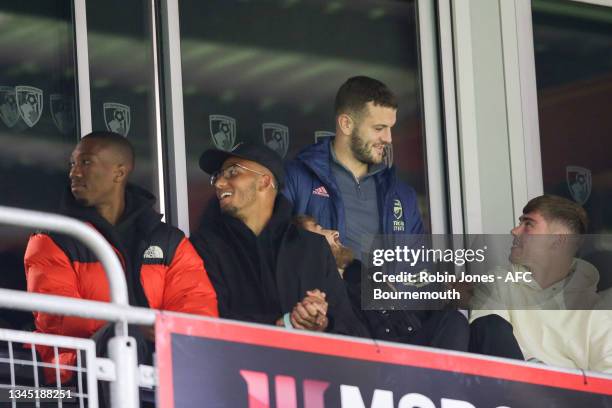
[{"x1": 319, "y1": 244, "x2": 370, "y2": 338}]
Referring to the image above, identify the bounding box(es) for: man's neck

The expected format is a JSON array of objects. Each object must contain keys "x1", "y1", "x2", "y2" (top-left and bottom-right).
[
  {"x1": 332, "y1": 140, "x2": 368, "y2": 179},
  {"x1": 95, "y1": 195, "x2": 125, "y2": 226},
  {"x1": 529, "y1": 256, "x2": 574, "y2": 289},
  {"x1": 241, "y1": 203, "x2": 274, "y2": 236}
]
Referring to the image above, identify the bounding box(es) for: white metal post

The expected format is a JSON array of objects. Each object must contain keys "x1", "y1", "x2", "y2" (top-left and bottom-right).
[
  {"x1": 438, "y1": 0, "x2": 465, "y2": 235},
  {"x1": 73, "y1": 0, "x2": 92, "y2": 136},
  {"x1": 514, "y1": 0, "x2": 544, "y2": 200},
  {"x1": 150, "y1": 0, "x2": 167, "y2": 219},
  {"x1": 417, "y1": 0, "x2": 449, "y2": 234},
  {"x1": 109, "y1": 336, "x2": 140, "y2": 408},
  {"x1": 451, "y1": 0, "x2": 484, "y2": 234},
  {"x1": 160, "y1": 0, "x2": 191, "y2": 234}
]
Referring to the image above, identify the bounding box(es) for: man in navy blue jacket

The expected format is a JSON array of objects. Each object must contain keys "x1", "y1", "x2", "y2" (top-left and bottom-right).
[
  {"x1": 283, "y1": 76, "x2": 469, "y2": 350},
  {"x1": 283, "y1": 75, "x2": 424, "y2": 260}
]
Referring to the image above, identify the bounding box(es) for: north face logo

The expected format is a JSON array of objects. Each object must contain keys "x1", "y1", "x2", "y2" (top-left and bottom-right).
[
  {"x1": 143, "y1": 246, "x2": 164, "y2": 259},
  {"x1": 312, "y1": 186, "x2": 329, "y2": 198}
]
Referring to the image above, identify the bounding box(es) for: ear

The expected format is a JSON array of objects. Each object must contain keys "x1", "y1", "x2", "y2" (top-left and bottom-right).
[
  {"x1": 551, "y1": 235, "x2": 565, "y2": 248},
  {"x1": 337, "y1": 113, "x2": 354, "y2": 136},
  {"x1": 550, "y1": 233, "x2": 574, "y2": 253},
  {"x1": 113, "y1": 164, "x2": 128, "y2": 184},
  {"x1": 257, "y1": 174, "x2": 274, "y2": 191}
]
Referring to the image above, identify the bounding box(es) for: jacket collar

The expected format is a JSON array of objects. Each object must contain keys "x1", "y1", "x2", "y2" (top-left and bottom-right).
[
  {"x1": 514, "y1": 258, "x2": 599, "y2": 293},
  {"x1": 60, "y1": 183, "x2": 161, "y2": 235},
  {"x1": 295, "y1": 138, "x2": 336, "y2": 186},
  {"x1": 296, "y1": 137, "x2": 395, "y2": 187}
]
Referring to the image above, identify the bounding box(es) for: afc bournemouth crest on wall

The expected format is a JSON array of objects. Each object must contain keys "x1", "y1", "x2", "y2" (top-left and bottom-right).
[
  {"x1": 209, "y1": 114, "x2": 236, "y2": 151},
  {"x1": 393, "y1": 198, "x2": 405, "y2": 231},
  {"x1": 50, "y1": 94, "x2": 75, "y2": 135},
  {"x1": 566, "y1": 165, "x2": 591, "y2": 205},
  {"x1": 16, "y1": 85, "x2": 43, "y2": 127},
  {"x1": 0, "y1": 86, "x2": 19, "y2": 128},
  {"x1": 104, "y1": 103, "x2": 131, "y2": 137},
  {"x1": 314, "y1": 130, "x2": 334, "y2": 143},
  {"x1": 262, "y1": 123, "x2": 289, "y2": 158}
]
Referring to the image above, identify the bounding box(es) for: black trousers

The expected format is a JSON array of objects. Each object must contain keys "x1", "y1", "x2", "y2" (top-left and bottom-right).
[
  {"x1": 405, "y1": 310, "x2": 470, "y2": 352},
  {"x1": 469, "y1": 314, "x2": 524, "y2": 360}
]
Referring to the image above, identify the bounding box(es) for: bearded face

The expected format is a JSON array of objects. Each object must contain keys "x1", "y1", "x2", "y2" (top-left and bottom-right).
[
  {"x1": 347, "y1": 102, "x2": 396, "y2": 166},
  {"x1": 213, "y1": 158, "x2": 262, "y2": 222},
  {"x1": 349, "y1": 125, "x2": 387, "y2": 165}
]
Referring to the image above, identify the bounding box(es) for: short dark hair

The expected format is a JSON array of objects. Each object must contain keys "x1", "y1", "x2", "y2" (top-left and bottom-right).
[
  {"x1": 81, "y1": 131, "x2": 135, "y2": 168},
  {"x1": 334, "y1": 76, "x2": 398, "y2": 118},
  {"x1": 523, "y1": 195, "x2": 588, "y2": 234},
  {"x1": 293, "y1": 214, "x2": 317, "y2": 229}
]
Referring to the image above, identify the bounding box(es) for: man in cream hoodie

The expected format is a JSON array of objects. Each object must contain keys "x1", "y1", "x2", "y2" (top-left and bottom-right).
[{"x1": 470, "y1": 195, "x2": 612, "y2": 373}]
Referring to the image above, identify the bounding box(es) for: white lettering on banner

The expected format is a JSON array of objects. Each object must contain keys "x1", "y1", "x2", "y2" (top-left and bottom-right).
[
  {"x1": 440, "y1": 398, "x2": 476, "y2": 408},
  {"x1": 398, "y1": 393, "x2": 436, "y2": 408},
  {"x1": 339, "y1": 385, "x2": 511, "y2": 408},
  {"x1": 241, "y1": 369, "x2": 513, "y2": 408},
  {"x1": 340, "y1": 386, "x2": 394, "y2": 408}
]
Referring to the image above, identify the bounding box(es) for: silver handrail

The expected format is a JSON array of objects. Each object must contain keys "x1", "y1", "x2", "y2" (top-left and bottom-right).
[{"x1": 0, "y1": 205, "x2": 129, "y2": 306}]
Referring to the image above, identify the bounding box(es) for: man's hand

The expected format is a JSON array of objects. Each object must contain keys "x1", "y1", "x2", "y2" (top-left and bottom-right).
[
  {"x1": 290, "y1": 290, "x2": 328, "y2": 331},
  {"x1": 303, "y1": 289, "x2": 328, "y2": 315}
]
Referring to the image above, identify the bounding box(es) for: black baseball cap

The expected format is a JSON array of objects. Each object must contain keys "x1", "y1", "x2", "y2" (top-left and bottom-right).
[{"x1": 199, "y1": 142, "x2": 285, "y2": 187}]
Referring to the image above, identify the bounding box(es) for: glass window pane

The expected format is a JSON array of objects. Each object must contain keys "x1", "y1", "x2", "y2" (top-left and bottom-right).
[
  {"x1": 533, "y1": 0, "x2": 612, "y2": 233},
  {"x1": 0, "y1": 1, "x2": 77, "y2": 329},
  {"x1": 180, "y1": 0, "x2": 428, "y2": 232},
  {"x1": 86, "y1": 0, "x2": 163, "y2": 208}
]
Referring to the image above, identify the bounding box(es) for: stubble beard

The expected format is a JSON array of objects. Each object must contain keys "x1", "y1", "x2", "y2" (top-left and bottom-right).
[
  {"x1": 220, "y1": 181, "x2": 258, "y2": 224},
  {"x1": 349, "y1": 128, "x2": 384, "y2": 165}
]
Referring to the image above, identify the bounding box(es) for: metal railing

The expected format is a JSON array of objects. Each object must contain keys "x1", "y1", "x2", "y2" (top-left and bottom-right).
[
  {"x1": 0, "y1": 206, "x2": 157, "y2": 408},
  {"x1": 0, "y1": 328, "x2": 98, "y2": 408}
]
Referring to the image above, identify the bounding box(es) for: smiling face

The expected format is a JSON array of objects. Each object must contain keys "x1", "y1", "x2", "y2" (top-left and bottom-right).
[
  {"x1": 349, "y1": 102, "x2": 396, "y2": 165},
  {"x1": 69, "y1": 138, "x2": 125, "y2": 207},
  {"x1": 213, "y1": 157, "x2": 268, "y2": 219}
]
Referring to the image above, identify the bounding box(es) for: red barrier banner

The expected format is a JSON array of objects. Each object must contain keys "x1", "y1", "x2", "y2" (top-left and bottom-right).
[{"x1": 156, "y1": 313, "x2": 612, "y2": 408}]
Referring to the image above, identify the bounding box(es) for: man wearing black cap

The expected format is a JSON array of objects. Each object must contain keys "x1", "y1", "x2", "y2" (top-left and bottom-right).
[{"x1": 191, "y1": 142, "x2": 368, "y2": 336}]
